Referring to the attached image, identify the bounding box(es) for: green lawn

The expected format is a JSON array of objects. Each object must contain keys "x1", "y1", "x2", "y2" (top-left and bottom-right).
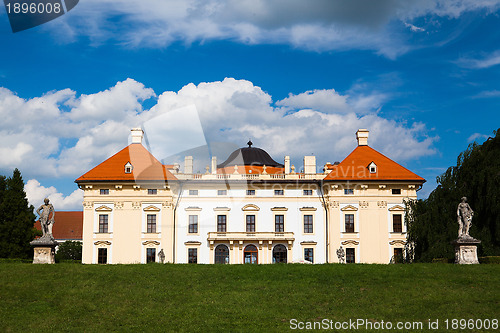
[{"x1": 0, "y1": 263, "x2": 499, "y2": 332}]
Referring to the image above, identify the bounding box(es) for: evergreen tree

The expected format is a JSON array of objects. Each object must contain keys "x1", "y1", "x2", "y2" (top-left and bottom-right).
[
  {"x1": 0, "y1": 169, "x2": 37, "y2": 258},
  {"x1": 406, "y1": 128, "x2": 500, "y2": 261}
]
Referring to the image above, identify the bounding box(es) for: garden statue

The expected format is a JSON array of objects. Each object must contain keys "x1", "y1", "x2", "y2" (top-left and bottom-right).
[
  {"x1": 31, "y1": 198, "x2": 58, "y2": 263},
  {"x1": 37, "y1": 198, "x2": 55, "y2": 240},
  {"x1": 336, "y1": 246, "x2": 345, "y2": 264},
  {"x1": 457, "y1": 197, "x2": 473, "y2": 238},
  {"x1": 158, "y1": 248, "x2": 165, "y2": 264}
]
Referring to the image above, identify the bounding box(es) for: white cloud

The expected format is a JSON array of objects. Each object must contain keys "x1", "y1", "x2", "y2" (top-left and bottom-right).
[
  {"x1": 0, "y1": 78, "x2": 155, "y2": 178},
  {"x1": 467, "y1": 133, "x2": 490, "y2": 142},
  {"x1": 47, "y1": 0, "x2": 500, "y2": 58},
  {"x1": 25, "y1": 179, "x2": 84, "y2": 211},
  {"x1": 456, "y1": 50, "x2": 500, "y2": 69},
  {"x1": 404, "y1": 22, "x2": 425, "y2": 32},
  {"x1": 0, "y1": 78, "x2": 436, "y2": 182}
]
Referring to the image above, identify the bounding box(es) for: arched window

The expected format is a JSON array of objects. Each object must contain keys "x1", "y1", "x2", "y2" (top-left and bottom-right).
[
  {"x1": 273, "y1": 244, "x2": 287, "y2": 263},
  {"x1": 215, "y1": 244, "x2": 229, "y2": 264},
  {"x1": 244, "y1": 244, "x2": 258, "y2": 264}
]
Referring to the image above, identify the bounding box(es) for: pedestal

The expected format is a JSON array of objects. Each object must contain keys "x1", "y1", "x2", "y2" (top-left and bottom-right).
[
  {"x1": 453, "y1": 236, "x2": 481, "y2": 264},
  {"x1": 30, "y1": 236, "x2": 58, "y2": 264}
]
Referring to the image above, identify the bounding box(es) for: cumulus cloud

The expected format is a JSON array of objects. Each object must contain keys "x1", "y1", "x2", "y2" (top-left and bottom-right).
[
  {"x1": 0, "y1": 78, "x2": 436, "y2": 182},
  {"x1": 48, "y1": 0, "x2": 500, "y2": 58},
  {"x1": 0, "y1": 78, "x2": 155, "y2": 178},
  {"x1": 25, "y1": 179, "x2": 83, "y2": 211}
]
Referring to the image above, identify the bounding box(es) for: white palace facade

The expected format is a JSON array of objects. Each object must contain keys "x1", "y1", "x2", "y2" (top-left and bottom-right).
[{"x1": 76, "y1": 129, "x2": 425, "y2": 265}]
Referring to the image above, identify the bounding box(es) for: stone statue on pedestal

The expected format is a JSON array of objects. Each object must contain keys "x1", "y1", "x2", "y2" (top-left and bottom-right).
[
  {"x1": 457, "y1": 197, "x2": 473, "y2": 239},
  {"x1": 30, "y1": 198, "x2": 58, "y2": 264},
  {"x1": 37, "y1": 198, "x2": 55, "y2": 240},
  {"x1": 453, "y1": 197, "x2": 480, "y2": 264}
]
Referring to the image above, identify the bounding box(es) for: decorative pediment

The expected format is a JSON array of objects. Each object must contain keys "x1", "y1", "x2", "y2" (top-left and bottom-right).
[
  {"x1": 242, "y1": 204, "x2": 260, "y2": 211},
  {"x1": 142, "y1": 241, "x2": 160, "y2": 246},
  {"x1": 299, "y1": 207, "x2": 317, "y2": 211},
  {"x1": 95, "y1": 205, "x2": 112, "y2": 212},
  {"x1": 143, "y1": 205, "x2": 161, "y2": 212},
  {"x1": 185, "y1": 207, "x2": 202, "y2": 211},
  {"x1": 300, "y1": 241, "x2": 317, "y2": 245},
  {"x1": 184, "y1": 241, "x2": 202, "y2": 245},
  {"x1": 94, "y1": 241, "x2": 111, "y2": 246},
  {"x1": 340, "y1": 205, "x2": 358, "y2": 211},
  {"x1": 214, "y1": 207, "x2": 231, "y2": 211},
  {"x1": 389, "y1": 205, "x2": 405, "y2": 211},
  {"x1": 271, "y1": 207, "x2": 288, "y2": 211},
  {"x1": 389, "y1": 240, "x2": 406, "y2": 246},
  {"x1": 341, "y1": 240, "x2": 360, "y2": 245}
]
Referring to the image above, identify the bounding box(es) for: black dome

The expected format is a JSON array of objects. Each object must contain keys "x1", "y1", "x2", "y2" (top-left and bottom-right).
[{"x1": 217, "y1": 143, "x2": 284, "y2": 168}]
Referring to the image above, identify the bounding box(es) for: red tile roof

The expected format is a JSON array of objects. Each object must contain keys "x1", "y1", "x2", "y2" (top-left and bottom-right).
[
  {"x1": 35, "y1": 211, "x2": 83, "y2": 240},
  {"x1": 324, "y1": 145, "x2": 425, "y2": 182},
  {"x1": 75, "y1": 144, "x2": 177, "y2": 182}
]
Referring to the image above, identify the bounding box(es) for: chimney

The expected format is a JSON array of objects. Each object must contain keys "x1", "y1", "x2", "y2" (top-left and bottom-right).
[
  {"x1": 211, "y1": 156, "x2": 217, "y2": 174},
  {"x1": 304, "y1": 156, "x2": 316, "y2": 174},
  {"x1": 184, "y1": 156, "x2": 193, "y2": 174},
  {"x1": 284, "y1": 156, "x2": 290, "y2": 174},
  {"x1": 356, "y1": 129, "x2": 369, "y2": 146},
  {"x1": 131, "y1": 128, "x2": 144, "y2": 144}
]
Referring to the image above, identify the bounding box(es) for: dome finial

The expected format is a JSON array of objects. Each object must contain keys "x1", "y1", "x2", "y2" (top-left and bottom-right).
[{"x1": 247, "y1": 139, "x2": 253, "y2": 148}]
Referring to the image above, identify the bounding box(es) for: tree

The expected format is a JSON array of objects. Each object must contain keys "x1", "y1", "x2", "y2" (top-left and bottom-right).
[
  {"x1": 406, "y1": 129, "x2": 500, "y2": 262},
  {"x1": 0, "y1": 169, "x2": 37, "y2": 258},
  {"x1": 55, "y1": 241, "x2": 82, "y2": 261}
]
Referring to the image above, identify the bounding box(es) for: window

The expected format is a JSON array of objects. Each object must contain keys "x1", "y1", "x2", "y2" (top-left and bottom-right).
[
  {"x1": 124, "y1": 162, "x2": 133, "y2": 174},
  {"x1": 368, "y1": 162, "x2": 377, "y2": 173},
  {"x1": 346, "y1": 248, "x2": 355, "y2": 263},
  {"x1": 217, "y1": 189, "x2": 227, "y2": 196},
  {"x1": 392, "y1": 188, "x2": 401, "y2": 195},
  {"x1": 189, "y1": 189, "x2": 198, "y2": 196},
  {"x1": 273, "y1": 244, "x2": 287, "y2": 263},
  {"x1": 98, "y1": 214, "x2": 108, "y2": 233},
  {"x1": 344, "y1": 189, "x2": 354, "y2": 195},
  {"x1": 98, "y1": 248, "x2": 107, "y2": 264},
  {"x1": 147, "y1": 214, "x2": 156, "y2": 233},
  {"x1": 100, "y1": 189, "x2": 109, "y2": 195},
  {"x1": 246, "y1": 189, "x2": 255, "y2": 196},
  {"x1": 188, "y1": 248, "x2": 197, "y2": 264},
  {"x1": 274, "y1": 189, "x2": 284, "y2": 196},
  {"x1": 275, "y1": 215, "x2": 284, "y2": 232},
  {"x1": 215, "y1": 244, "x2": 229, "y2": 264},
  {"x1": 244, "y1": 245, "x2": 258, "y2": 264},
  {"x1": 304, "y1": 248, "x2": 314, "y2": 263},
  {"x1": 393, "y1": 214, "x2": 403, "y2": 233},
  {"x1": 246, "y1": 215, "x2": 256, "y2": 232},
  {"x1": 345, "y1": 214, "x2": 355, "y2": 233},
  {"x1": 217, "y1": 215, "x2": 226, "y2": 232},
  {"x1": 303, "y1": 215, "x2": 313, "y2": 233},
  {"x1": 146, "y1": 248, "x2": 156, "y2": 263},
  {"x1": 189, "y1": 215, "x2": 198, "y2": 233},
  {"x1": 394, "y1": 248, "x2": 403, "y2": 263},
  {"x1": 148, "y1": 189, "x2": 157, "y2": 195},
  {"x1": 303, "y1": 189, "x2": 313, "y2": 196}
]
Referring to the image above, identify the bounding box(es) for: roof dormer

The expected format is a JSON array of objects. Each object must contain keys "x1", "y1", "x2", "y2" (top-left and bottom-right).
[
  {"x1": 368, "y1": 161, "x2": 377, "y2": 174},
  {"x1": 124, "y1": 162, "x2": 133, "y2": 174}
]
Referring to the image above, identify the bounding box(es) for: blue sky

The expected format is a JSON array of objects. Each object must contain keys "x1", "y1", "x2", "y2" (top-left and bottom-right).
[{"x1": 0, "y1": 0, "x2": 499, "y2": 210}]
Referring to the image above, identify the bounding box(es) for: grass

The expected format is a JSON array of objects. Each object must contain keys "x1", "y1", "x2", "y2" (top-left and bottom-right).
[{"x1": 0, "y1": 263, "x2": 499, "y2": 332}]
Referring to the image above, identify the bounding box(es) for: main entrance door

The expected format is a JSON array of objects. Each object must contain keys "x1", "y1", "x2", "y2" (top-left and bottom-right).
[{"x1": 273, "y1": 244, "x2": 287, "y2": 263}]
